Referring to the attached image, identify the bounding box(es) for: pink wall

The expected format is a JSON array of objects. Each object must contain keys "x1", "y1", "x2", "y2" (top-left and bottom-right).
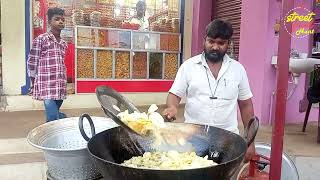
[
  {"x1": 262, "y1": 0, "x2": 280, "y2": 124},
  {"x1": 238, "y1": 0, "x2": 271, "y2": 124},
  {"x1": 239, "y1": 0, "x2": 318, "y2": 124},
  {"x1": 285, "y1": 0, "x2": 319, "y2": 123},
  {"x1": 192, "y1": 0, "x2": 319, "y2": 124},
  {"x1": 191, "y1": 0, "x2": 212, "y2": 56}
]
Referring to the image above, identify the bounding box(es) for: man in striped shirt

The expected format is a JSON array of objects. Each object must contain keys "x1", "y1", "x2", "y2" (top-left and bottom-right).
[{"x1": 27, "y1": 8, "x2": 68, "y2": 122}]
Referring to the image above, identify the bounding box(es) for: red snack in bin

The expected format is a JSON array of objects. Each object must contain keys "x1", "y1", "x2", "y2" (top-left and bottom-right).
[{"x1": 130, "y1": 23, "x2": 140, "y2": 30}]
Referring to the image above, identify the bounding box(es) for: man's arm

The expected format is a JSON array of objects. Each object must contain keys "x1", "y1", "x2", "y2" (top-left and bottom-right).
[
  {"x1": 27, "y1": 37, "x2": 42, "y2": 94},
  {"x1": 167, "y1": 93, "x2": 181, "y2": 108},
  {"x1": 238, "y1": 98, "x2": 255, "y2": 163},
  {"x1": 238, "y1": 98, "x2": 254, "y2": 128},
  {"x1": 162, "y1": 61, "x2": 188, "y2": 121},
  {"x1": 27, "y1": 38, "x2": 41, "y2": 76},
  {"x1": 27, "y1": 37, "x2": 42, "y2": 88}
]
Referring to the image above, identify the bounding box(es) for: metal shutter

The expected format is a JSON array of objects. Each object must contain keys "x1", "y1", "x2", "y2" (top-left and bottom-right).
[{"x1": 214, "y1": 0, "x2": 242, "y2": 60}]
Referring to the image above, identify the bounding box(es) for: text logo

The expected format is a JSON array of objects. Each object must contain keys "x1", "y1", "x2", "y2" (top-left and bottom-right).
[{"x1": 284, "y1": 7, "x2": 316, "y2": 38}]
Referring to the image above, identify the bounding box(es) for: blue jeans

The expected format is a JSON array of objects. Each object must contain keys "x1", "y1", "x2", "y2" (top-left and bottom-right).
[{"x1": 44, "y1": 100, "x2": 67, "y2": 122}]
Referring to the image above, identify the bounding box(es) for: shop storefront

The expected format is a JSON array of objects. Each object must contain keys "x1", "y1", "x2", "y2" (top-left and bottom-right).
[
  {"x1": 31, "y1": 0, "x2": 183, "y2": 94},
  {"x1": 2, "y1": 0, "x2": 317, "y2": 126}
]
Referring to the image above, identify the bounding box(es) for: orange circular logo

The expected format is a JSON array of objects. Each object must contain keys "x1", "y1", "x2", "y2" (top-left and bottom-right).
[{"x1": 284, "y1": 6, "x2": 316, "y2": 38}]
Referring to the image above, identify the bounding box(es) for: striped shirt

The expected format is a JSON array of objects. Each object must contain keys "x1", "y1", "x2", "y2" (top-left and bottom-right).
[{"x1": 27, "y1": 31, "x2": 68, "y2": 100}]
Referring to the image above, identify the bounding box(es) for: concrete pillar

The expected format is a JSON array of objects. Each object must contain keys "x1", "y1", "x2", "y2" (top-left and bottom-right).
[{"x1": 1, "y1": 0, "x2": 26, "y2": 95}]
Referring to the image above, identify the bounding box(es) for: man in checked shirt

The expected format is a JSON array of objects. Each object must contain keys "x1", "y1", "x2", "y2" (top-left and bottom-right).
[{"x1": 27, "y1": 8, "x2": 68, "y2": 122}]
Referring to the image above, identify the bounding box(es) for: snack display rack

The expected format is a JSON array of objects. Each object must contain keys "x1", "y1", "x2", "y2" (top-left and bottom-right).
[{"x1": 75, "y1": 25, "x2": 181, "y2": 93}]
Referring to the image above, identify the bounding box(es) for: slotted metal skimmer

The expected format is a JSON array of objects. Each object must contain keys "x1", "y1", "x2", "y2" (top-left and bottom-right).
[
  {"x1": 95, "y1": 85, "x2": 143, "y2": 136},
  {"x1": 95, "y1": 86, "x2": 197, "y2": 152}
]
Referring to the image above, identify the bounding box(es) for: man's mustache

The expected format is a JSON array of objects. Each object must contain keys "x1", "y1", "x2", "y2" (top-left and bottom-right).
[{"x1": 207, "y1": 50, "x2": 220, "y2": 54}]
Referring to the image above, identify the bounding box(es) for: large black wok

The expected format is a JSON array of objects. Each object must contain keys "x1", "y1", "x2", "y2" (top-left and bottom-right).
[{"x1": 79, "y1": 114, "x2": 259, "y2": 180}]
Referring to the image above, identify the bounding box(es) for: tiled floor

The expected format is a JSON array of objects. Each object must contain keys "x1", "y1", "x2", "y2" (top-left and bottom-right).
[
  {"x1": 0, "y1": 162, "x2": 47, "y2": 180},
  {"x1": 0, "y1": 106, "x2": 319, "y2": 180},
  {"x1": 0, "y1": 138, "x2": 41, "y2": 155},
  {"x1": 295, "y1": 157, "x2": 320, "y2": 180}
]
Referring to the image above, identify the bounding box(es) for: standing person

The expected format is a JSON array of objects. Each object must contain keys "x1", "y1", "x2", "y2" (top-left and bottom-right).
[
  {"x1": 129, "y1": 0, "x2": 149, "y2": 30},
  {"x1": 27, "y1": 7, "x2": 68, "y2": 122},
  {"x1": 162, "y1": 19, "x2": 256, "y2": 163}
]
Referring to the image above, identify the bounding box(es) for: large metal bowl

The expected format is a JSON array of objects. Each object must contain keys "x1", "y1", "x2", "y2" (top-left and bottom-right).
[
  {"x1": 27, "y1": 115, "x2": 118, "y2": 180},
  {"x1": 237, "y1": 142, "x2": 299, "y2": 180}
]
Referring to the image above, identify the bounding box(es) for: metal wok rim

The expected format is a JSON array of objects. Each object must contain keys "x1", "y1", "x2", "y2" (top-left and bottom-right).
[
  {"x1": 27, "y1": 117, "x2": 118, "y2": 152},
  {"x1": 87, "y1": 123, "x2": 247, "y2": 171}
]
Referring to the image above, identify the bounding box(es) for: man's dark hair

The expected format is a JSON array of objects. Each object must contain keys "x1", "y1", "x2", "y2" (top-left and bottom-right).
[
  {"x1": 205, "y1": 19, "x2": 233, "y2": 40},
  {"x1": 136, "y1": 0, "x2": 146, "y2": 8},
  {"x1": 47, "y1": 7, "x2": 65, "y2": 21}
]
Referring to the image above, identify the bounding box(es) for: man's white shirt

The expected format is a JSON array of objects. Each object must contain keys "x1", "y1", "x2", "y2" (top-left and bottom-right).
[{"x1": 169, "y1": 54, "x2": 253, "y2": 134}]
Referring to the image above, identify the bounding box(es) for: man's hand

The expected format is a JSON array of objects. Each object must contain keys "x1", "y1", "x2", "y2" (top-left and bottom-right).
[
  {"x1": 28, "y1": 86, "x2": 34, "y2": 95},
  {"x1": 28, "y1": 77, "x2": 35, "y2": 96},
  {"x1": 244, "y1": 143, "x2": 256, "y2": 163},
  {"x1": 162, "y1": 106, "x2": 177, "y2": 122},
  {"x1": 163, "y1": 93, "x2": 181, "y2": 122}
]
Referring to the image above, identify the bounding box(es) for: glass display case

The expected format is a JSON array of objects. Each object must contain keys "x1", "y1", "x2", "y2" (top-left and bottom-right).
[
  {"x1": 75, "y1": 26, "x2": 181, "y2": 93},
  {"x1": 33, "y1": 0, "x2": 182, "y2": 93}
]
